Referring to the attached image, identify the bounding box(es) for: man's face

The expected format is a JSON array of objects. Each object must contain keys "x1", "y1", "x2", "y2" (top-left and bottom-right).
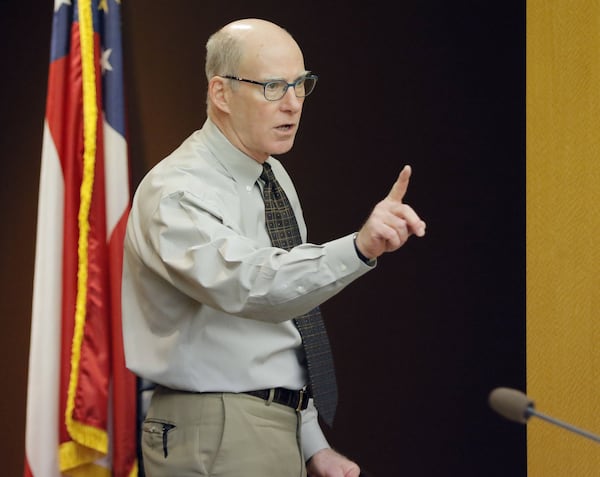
[{"x1": 225, "y1": 36, "x2": 308, "y2": 163}]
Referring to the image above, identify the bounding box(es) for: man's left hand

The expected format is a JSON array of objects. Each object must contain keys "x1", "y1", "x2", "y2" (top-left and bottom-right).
[{"x1": 307, "y1": 448, "x2": 361, "y2": 477}]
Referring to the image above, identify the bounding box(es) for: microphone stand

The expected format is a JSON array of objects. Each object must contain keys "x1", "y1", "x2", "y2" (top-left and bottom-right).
[{"x1": 527, "y1": 406, "x2": 600, "y2": 443}]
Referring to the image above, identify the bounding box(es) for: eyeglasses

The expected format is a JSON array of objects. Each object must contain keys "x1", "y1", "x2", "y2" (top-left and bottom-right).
[{"x1": 222, "y1": 74, "x2": 318, "y2": 101}]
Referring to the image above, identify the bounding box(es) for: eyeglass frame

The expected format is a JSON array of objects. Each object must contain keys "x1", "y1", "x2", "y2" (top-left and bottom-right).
[{"x1": 221, "y1": 73, "x2": 318, "y2": 101}]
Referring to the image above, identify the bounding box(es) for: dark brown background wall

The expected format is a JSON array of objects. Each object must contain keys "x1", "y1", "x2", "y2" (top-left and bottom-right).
[{"x1": 1, "y1": 1, "x2": 525, "y2": 476}]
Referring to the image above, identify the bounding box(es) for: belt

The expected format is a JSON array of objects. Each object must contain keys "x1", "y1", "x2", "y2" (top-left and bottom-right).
[{"x1": 244, "y1": 387, "x2": 309, "y2": 411}]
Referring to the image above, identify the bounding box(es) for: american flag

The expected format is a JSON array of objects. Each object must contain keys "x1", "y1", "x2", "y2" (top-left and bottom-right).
[{"x1": 24, "y1": 1, "x2": 138, "y2": 475}]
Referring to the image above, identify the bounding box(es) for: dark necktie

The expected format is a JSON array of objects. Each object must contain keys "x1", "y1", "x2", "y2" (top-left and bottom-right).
[{"x1": 260, "y1": 162, "x2": 338, "y2": 427}]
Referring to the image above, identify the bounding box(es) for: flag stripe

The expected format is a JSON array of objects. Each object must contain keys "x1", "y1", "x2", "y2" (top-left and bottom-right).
[
  {"x1": 63, "y1": 0, "x2": 107, "y2": 462},
  {"x1": 25, "y1": 121, "x2": 64, "y2": 477}
]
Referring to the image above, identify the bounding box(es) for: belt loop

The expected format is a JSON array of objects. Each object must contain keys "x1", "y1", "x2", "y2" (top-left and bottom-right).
[
  {"x1": 266, "y1": 388, "x2": 275, "y2": 406},
  {"x1": 296, "y1": 388, "x2": 305, "y2": 412}
]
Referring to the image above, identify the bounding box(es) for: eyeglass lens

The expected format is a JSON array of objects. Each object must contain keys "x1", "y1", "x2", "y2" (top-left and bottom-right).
[{"x1": 265, "y1": 76, "x2": 317, "y2": 100}]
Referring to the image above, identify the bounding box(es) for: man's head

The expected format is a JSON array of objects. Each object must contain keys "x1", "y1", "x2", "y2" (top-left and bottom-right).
[{"x1": 205, "y1": 19, "x2": 315, "y2": 163}]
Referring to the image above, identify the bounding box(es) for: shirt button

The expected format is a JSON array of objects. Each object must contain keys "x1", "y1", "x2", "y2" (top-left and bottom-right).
[
  {"x1": 340, "y1": 264, "x2": 347, "y2": 272},
  {"x1": 246, "y1": 185, "x2": 253, "y2": 192},
  {"x1": 296, "y1": 285, "x2": 306, "y2": 293}
]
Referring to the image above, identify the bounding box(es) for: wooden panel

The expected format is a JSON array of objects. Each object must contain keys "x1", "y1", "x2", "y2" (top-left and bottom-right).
[{"x1": 527, "y1": 1, "x2": 600, "y2": 474}]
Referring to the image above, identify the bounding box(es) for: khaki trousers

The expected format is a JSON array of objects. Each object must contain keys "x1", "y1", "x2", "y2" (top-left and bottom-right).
[{"x1": 141, "y1": 387, "x2": 307, "y2": 477}]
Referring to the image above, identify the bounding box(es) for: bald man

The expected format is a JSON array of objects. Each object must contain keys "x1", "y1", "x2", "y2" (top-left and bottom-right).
[{"x1": 122, "y1": 18, "x2": 425, "y2": 477}]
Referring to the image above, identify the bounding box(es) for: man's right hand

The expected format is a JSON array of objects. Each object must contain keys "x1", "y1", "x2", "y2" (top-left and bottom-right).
[{"x1": 354, "y1": 165, "x2": 426, "y2": 260}]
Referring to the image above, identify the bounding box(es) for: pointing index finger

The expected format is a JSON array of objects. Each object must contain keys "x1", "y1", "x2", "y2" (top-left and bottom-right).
[{"x1": 387, "y1": 165, "x2": 412, "y2": 203}]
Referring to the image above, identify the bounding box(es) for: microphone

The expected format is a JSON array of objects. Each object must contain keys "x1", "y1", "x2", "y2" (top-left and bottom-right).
[{"x1": 488, "y1": 387, "x2": 600, "y2": 443}]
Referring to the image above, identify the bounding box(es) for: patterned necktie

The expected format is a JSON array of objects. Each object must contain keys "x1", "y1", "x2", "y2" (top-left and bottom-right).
[{"x1": 260, "y1": 162, "x2": 338, "y2": 427}]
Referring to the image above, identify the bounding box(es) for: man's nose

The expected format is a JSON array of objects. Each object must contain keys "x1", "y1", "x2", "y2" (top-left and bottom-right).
[{"x1": 280, "y1": 87, "x2": 302, "y2": 109}]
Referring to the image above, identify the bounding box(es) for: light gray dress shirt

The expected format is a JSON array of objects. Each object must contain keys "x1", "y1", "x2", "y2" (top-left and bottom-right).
[{"x1": 122, "y1": 118, "x2": 373, "y2": 459}]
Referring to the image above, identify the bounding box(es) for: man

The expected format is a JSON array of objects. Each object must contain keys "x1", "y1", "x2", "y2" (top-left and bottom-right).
[{"x1": 122, "y1": 18, "x2": 426, "y2": 477}]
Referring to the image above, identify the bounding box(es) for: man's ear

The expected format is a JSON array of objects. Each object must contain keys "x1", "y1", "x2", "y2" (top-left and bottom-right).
[{"x1": 208, "y1": 76, "x2": 231, "y2": 113}]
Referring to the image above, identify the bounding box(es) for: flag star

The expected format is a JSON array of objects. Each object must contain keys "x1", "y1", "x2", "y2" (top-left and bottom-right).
[
  {"x1": 101, "y1": 48, "x2": 113, "y2": 73},
  {"x1": 99, "y1": 0, "x2": 108, "y2": 13},
  {"x1": 54, "y1": 0, "x2": 71, "y2": 12}
]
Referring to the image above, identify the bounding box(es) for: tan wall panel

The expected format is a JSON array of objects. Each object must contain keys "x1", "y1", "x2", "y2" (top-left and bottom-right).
[{"x1": 527, "y1": 1, "x2": 600, "y2": 475}]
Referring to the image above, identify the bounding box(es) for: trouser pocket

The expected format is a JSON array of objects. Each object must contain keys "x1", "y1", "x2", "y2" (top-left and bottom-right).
[{"x1": 142, "y1": 419, "x2": 176, "y2": 458}]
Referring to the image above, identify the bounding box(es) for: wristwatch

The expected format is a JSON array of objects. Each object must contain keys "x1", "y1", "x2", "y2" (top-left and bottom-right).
[{"x1": 352, "y1": 232, "x2": 376, "y2": 266}]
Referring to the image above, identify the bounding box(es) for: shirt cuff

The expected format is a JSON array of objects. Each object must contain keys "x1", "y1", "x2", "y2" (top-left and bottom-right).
[
  {"x1": 300, "y1": 400, "x2": 330, "y2": 461},
  {"x1": 352, "y1": 232, "x2": 376, "y2": 266}
]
